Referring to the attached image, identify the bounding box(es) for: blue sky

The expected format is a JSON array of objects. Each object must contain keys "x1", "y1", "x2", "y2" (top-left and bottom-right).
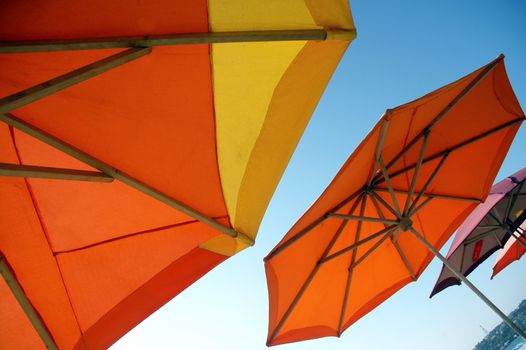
[{"x1": 112, "y1": 1, "x2": 526, "y2": 349}]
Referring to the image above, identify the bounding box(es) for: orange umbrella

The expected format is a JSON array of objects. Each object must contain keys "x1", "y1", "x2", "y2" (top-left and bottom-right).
[
  {"x1": 0, "y1": 1, "x2": 356, "y2": 349},
  {"x1": 264, "y1": 55, "x2": 525, "y2": 346},
  {"x1": 492, "y1": 221, "x2": 526, "y2": 278}
]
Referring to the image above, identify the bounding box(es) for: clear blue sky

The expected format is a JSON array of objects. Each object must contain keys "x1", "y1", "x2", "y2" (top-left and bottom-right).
[{"x1": 112, "y1": 1, "x2": 526, "y2": 349}]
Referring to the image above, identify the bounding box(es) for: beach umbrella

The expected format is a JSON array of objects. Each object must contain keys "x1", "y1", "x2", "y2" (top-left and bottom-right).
[
  {"x1": 264, "y1": 55, "x2": 525, "y2": 346},
  {"x1": 492, "y1": 222, "x2": 526, "y2": 278},
  {"x1": 430, "y1": 167, "x2": 526, "y2": 297},
  {"x1": 0, "y1": 1, "x2": 356, "y2": 349}
]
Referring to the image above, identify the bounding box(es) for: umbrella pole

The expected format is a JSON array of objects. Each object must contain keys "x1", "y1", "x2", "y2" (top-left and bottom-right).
[
  {"x1": 409, "y1": 227, "x2": 526, "y2": 340},
  {"x1": 0, "y1": 255, "x2": 58, "y2": 350}
]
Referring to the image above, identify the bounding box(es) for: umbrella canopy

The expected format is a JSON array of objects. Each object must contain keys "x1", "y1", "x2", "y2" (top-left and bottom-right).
[
  {"x1": 492, "y1": 221, "x2": 526, "y2": 278},
  {"x1": 430, "y1": 166, "x2": 526, "y2": 297},
  {"x1": 0, "y1": 1, "x2": 355, "y2": 349},
  {"x1": 264, "y1": 55, "x2": 525, "y2": 346}
]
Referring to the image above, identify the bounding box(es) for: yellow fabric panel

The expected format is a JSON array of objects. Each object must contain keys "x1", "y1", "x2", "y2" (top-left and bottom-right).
[
  {"x1": 234, "y1": 40, "x2": 350, "y2": 237},
  {"x1": 198, "y1": 235, "x2": 251, "y2": 256},
  {"x1": 212, "y1": 41, "x2": 306, "y2": 238},
  {"x1": 304, "y1": 0, "x2": 355, "y2": 30},
  {"x1": 207, "y1": 0, "x2": 319, "y2": 31},
  {"x1": 206, "y1": 0, "x2": 356, "y2": 255}
]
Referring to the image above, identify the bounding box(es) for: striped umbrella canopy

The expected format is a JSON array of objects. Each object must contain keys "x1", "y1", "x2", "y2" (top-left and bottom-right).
[
  {"x1": 0, "y1": 1, "x2": 355, "y2": 349},
  {"x1": 492, "y1": 221, "x2": 526, "y2": 278},
  {"x1": 431, "y1": 166, "x2": 526, "y2": 297},
  {"x1": 264, "y1": 56, "x2": 525, "y2": 346}
]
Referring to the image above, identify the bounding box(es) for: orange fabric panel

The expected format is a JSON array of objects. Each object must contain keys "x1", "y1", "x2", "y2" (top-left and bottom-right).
[
  {"x1": 0, "y1": 2, "x2": 233, "y2": 349},
  {"x1": 0, "y1": 45, "x2": 226, "y2": 218},
  {"x1": 11, "y1": 129, "x2": 199, "y2": 252},
  {"x1": 0, "y1": 125, "x2": 81, "y2": 349},
  {"x1": 265, "y1": 58, "x2": 525, "y2": 345},
  {"x1": 55, "y1": 219, "x2": 224, "y2": 333},
  {"x1": 60, "y1": 246, "x2": 227, "y2": 349},
  {"x1": 0, "y1": 0, "x2": 208, "y2": 40}
]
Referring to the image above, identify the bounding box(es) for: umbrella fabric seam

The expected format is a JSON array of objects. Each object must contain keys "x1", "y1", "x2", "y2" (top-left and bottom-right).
[{"x1": 53, "y1": 216, "x2": 229, "y2": 255}]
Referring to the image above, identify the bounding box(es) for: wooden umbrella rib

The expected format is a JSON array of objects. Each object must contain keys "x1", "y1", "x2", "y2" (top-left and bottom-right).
[
  {"x1": 403, "y1": 130, "x2": 430, "y2": 216},
  {"x1": 0, "y1": 163, "x2": 113, "y2": 182},
  {"x1": 0, "y1": 29, "x2": 359, "y2": 54},
  {"x1": 337, "y1": 195, "x2": 368, "y2": 335},
  {"x1": 269, "y1": 194, "x2": 365, "y2": 344},
  {"x1": 379, "y1": 156, "x2": 401, "y2": 214},
  {"x1": 348, "y1": 232, "x2": 394, "y2": 271},
  {"x1": 369, "y1": 192, "x2": 417, "y2": 280},
  {"x1": 367, "y1": 118, "x2": 390, "y2": 187},
  {"x1": 374, "y1": 118, "x2": 523, "y2": 188},
  {"x1": 463, "y1": 227, "x2": 501, "y2": 246},
  {"x1": 505, "y1": 180, "x2": 525, "y2": 220},
  {"x1": 0, "y1": 255, "x2": 58, "y2": 350},
  {"x1": 319, "y1": 225, "x2": 397, "y2": 264},
  {"x1": 265, "y1": 190, "x2": 364, "y2": 261},
  {"x1": 370, "y1": 190, "x2": 401, "y2": 219},
  {"x1": 373, "y1": 54, "x2": 504, "y2": 184},
  {"x1": 0, "y1": 113, "x2": 252, "y2": 245},
  {"x1": 407, "y1": 152, "x2": 449, "y2": 215},
  {"x1": 326, "y1": 213, "x2": 398, "y2": 225},
  {"x1": 0, "y1": 47, "x2": 151, "y2": 114}
]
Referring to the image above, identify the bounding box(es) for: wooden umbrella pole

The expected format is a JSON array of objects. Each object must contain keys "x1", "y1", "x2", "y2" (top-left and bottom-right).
[
  {"x1": 0, "y1": 255, "x2": 58, "y2": 350},
  {"x1": 409, "y1": 227, "x2": 526, "y2": 340}
]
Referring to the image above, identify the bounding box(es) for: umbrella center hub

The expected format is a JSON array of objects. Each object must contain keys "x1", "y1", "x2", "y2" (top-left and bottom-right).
[{"x1": 398, "y1": 216, "x2": 413, "y2": 231}]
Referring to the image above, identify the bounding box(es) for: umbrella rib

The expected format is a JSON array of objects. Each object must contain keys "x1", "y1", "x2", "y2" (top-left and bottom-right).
[
  {"x1": 320, "y1": 225, "x2": 397, "y2": 264},
  {"x1": 0, "y1": 254, "x2": 58, "y2": 350},
  {"x1": 348, "y1": 231, "x2": 395, "y2": 271},
  {"x1": 370, "y1": 190, "x2": 402, "y2": 219},
  {"x1": 369, "y1": 193, "x2": 416, "y2": 280},
  {"x1": 503, "y1": 188, "x2": 516, "y2": 224},
  {"x1": 379, "y1": 156, "x2": 401, "y2": 214},
  {"x1": 409, "y1": 196, "x2": 433, "y2": 217},
  {"x1": 374, "y1": 187, "x2": 481, "y2": 203},
  {"x1": 372, "y1": 54, "x2": 503, "y2": 184},
  {"x1": 505, "y1": 180, "x2": 525, "y2": 221},
  {"x1": 367, "y1": 118, "x2": 390, "y2": 187},
  {"x1": 403, "y1": 129, "x2": 430, "y2": 216},
  {"x1": 463, "y1": 227, "x2": 501, "y2": 246},
  {"x1": 337, "y1": 194, "x2": 368, "y2": 335},
  {"x1": 265, "y1": 190, "x2": 364, "y2": 261},
  {"x1": 0, "y1": 29, "x2": 357, "y2": 54},
  {"x1": 326, "y1": 213, "x2": 398, "y2": 225},
  {"x1": 488, "y1": 209, "x2": 503, "y2": 225},
  {"x1": 0, "y1": 163, "x2": 114, "y2": 182},
  {"x1": 407, "y1": 152, "x2": 449, "y2": 215},
  {"x1": 269, "y1": 194, "x2": 365, "y2": 343},
  {"x1": 373, "y1": 118, "x2": 523, "y2": 188},
  {"x1": 0, "y1": 47, "x2": 151, "y2": 114},
  {"x1": 0, "y1": 113, "x2": 253, "y2": 245},
  {"x1": 409, "y1": 226, "x2": 526, "y2": 340}
]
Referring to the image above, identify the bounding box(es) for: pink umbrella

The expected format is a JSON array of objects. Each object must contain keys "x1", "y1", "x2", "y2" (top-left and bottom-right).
[{"x1": 431, "y1": 167, "x2": 526, "y2": 297}]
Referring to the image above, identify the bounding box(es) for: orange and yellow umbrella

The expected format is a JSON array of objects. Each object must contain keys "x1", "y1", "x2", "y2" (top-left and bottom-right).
[{"x1": 0, "y1": 1, "x2": 355, "y2": 349}]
